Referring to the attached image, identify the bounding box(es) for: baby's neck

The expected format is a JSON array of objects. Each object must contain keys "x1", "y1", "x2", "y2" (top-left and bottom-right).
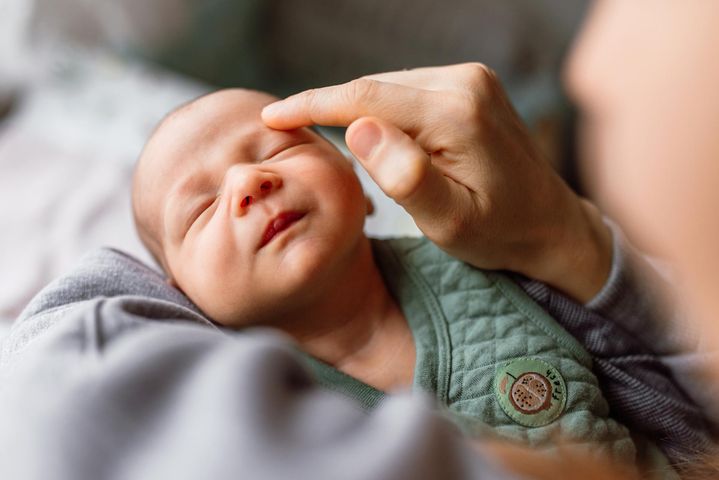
[{"x1": 277, "y1": 237, "x2": 416, "y2": 391}]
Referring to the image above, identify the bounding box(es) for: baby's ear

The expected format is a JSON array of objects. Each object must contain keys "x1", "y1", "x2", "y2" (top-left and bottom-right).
[{"x1": 365, "y1": 195, "x2": 375, "y2": 216}]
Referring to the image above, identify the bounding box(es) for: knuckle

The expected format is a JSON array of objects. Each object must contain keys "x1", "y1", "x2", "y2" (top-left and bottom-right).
[
  {"x1": 461, "y1": 62, "x2": 498, "y2": 89},
  {"x1": 444, "y1": 94, "x2": 473, "y2": 120},
  {"x1": 302, "y1": 88, "x2": 322, "y2": 118},
  {"x1": 347, "y1": 78, "x2": 378, "y2": 103},
  {"x1": 445, "y1": 92, "x2": 487, "y2": 136},
  {"x1": 441, "y1": 66, "x2": 499, "y2": 129},
  {"x1": 301, "y1": 88, "x2": 319, "y2": 104}
]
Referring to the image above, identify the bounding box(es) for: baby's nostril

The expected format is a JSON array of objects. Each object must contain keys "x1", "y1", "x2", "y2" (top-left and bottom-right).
[
  {"x1": 260, "y1": 181, "x2": 272, "y2": 191},
  {"x1": 241, "y1": 196, "x2": 253, "y2": 208}
]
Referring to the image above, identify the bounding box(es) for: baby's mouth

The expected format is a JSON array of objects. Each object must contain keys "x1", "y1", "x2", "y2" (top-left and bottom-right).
[{"x1": 259, "y1": 211, "x2": 306, "y2": 249}]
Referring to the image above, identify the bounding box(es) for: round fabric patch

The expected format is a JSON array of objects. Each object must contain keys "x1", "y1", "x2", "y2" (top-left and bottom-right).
[{"x1": 494, "y1": 358, "x2": 567, "y2": 427}]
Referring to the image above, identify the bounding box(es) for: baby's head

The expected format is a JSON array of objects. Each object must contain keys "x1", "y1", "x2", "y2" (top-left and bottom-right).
[{"x1": 132, "y1": 89, "x2": 368, "y2": 327}]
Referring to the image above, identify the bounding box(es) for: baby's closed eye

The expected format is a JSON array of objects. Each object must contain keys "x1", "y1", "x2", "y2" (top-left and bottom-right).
[{"x1": 183, "y1": 195, "x2": 220, "y2": 237}]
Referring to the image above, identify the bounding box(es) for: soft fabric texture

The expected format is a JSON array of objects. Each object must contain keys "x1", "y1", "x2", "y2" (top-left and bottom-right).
[
  {"x1": 1, "y1": 247, "x2": 212, "y2": 366},
  {"x1": 583, "y1": 221, "x2": 719, "y2": 431},
  {"x1": 1, "y1": 248, "x2": 512, "y2": 480},
  {"x1": 2, "y1": 236, "x2": 712, "y2": 477},
  {"x1": 305, "y1": 238, "x2": 638, "y2": 464},
  {"x1": 515, "y1": 273, "x2": 715, "y2": 467},
  {"x1": 520, "y1": 220, "x2": 719, "y2": 468}
]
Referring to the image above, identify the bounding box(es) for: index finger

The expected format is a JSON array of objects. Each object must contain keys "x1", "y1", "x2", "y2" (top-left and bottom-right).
[
  {"x1": 261, "y1": 79, "x2": 436, "y2": 132},
  {"x1": 363, "y1": 63, "x2": 487, "y2": 91}
]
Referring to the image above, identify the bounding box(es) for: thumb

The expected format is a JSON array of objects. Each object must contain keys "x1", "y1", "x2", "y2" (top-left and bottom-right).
[{"x1": 346, "y1": 117, "x2": 459, "y2": 229}]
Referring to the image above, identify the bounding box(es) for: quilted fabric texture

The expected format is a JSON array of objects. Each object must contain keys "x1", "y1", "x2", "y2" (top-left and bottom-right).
[
  {"x1": 8, "y1": 241, "x2": 640, "y2": 465},
  {"x1": 307, "y1": 237, "x2": 637, "y2": 464}
]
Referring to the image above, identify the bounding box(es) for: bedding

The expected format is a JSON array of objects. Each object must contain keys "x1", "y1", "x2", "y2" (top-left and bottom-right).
[
  {"x1": 0, "y1": 247, "x2": 504, "y2": 480},
  {"x1": 1, "y1": 236, "x2": 704, "y2": 478}
]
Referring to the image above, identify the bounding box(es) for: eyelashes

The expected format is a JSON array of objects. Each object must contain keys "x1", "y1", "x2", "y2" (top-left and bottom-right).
[
  {"x1": 185, "y1": 196, "x2": 219, "y2": 237},
  {"x1": 197, "y1": 196, "x2": 219, "y2": 221}
]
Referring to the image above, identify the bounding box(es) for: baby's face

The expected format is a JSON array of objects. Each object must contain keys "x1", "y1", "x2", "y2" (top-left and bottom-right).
[{"x1": 134, "y1": 89, "x2": 367, "y2": 326}]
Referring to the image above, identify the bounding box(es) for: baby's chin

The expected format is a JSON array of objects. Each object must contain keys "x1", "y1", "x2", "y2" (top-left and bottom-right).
[{"x1": 194, "y1": 232, "x2": 370, "y2": 328}]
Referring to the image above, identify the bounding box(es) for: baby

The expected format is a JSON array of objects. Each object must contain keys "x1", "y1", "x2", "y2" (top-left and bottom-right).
[
  {"x1": 133, "y1": 89, "x2": 415, "y2": 389},
  {"x1": 131, "y1": 89, "x2": 664, "y2": 470}
]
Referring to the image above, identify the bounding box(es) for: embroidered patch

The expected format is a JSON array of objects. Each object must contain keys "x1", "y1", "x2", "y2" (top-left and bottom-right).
[{"x1": 494, "y1": 358, "x2": 567, "y2": 427}]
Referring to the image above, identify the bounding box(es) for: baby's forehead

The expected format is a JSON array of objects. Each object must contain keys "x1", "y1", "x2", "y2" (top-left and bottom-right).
[
  {"x1": 165, "y1": 89, "x2": 275, "y2": 140},
  {"x1": 134, "y1": 90, "x2": 284, "y2": 264},
  {"x1": 139, "y1": 87, "x2": 331, "y2": 202},
  {"x1": 183, "y1": 89, "x2": 276, "y2": 118},
  {"x1": 150, "y1": 90, "x2": 277, "y2": 166}
]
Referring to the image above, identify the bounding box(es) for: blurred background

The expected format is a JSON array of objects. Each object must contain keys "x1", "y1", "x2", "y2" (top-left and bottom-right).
[{"x1": 0, "y1": 0, "x2": 590, "y2": 330}]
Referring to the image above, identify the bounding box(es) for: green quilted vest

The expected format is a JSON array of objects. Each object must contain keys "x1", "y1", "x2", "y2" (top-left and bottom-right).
[{"x1": 304, "y1": 237, "x2": 670, "y2": 469}]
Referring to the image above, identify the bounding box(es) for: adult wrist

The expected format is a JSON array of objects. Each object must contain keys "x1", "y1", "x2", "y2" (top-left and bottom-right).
[{"x1": 530, "y1": 198, "x2": 613, "y2": 303}]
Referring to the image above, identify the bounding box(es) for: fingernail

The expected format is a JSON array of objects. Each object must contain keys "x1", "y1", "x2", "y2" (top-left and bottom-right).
[{"x1": 350, "y1": 122, "x2": 382, "y2": 160}]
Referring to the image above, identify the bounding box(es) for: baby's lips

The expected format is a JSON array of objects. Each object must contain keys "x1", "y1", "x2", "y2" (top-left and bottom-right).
[{"x1": 259, "y1": 211, "x2": 306, "y2": 249}]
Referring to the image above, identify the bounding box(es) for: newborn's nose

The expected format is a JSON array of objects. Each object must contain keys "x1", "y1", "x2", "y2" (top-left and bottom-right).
[{"x1": 225, "y1": 166, "x2": 282, "y2": 217}]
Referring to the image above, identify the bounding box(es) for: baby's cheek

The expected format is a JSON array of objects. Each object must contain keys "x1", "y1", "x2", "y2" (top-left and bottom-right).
[
  {"x1": 187, "y1": 273, "x2": 246, "y2": 326},
  {"x1": 317, "y1": 162, "x2": 364, "y2": 203},
  {"x1": 178, "y1": 245, "x2": 235, "y2": 315}
]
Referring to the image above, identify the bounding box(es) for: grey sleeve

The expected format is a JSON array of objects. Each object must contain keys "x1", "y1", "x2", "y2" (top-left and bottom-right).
[
  {"x1": 586, "y1": 220, "x2": 719, "y2": 428},
  {"x1": 0, "y1": 296, "x2": 512, "y2": 480}
]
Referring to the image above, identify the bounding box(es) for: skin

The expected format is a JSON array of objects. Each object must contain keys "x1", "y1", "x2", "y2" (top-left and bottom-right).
[
  {"x1": 133, "y1": 89, "x2": 415, "y2": 390},
  {"x1": 566, "y1": 0, "x2": 719, "y2": 352},
  {"x1": 132, "y1": 3, "x2": 719, "y2": 476},
  {"x1": 260, "y1": 5, "x2": 719, "y2": 473},
  {"x1": 261, "y1": 64, "x2": 614, "y2": 304}
]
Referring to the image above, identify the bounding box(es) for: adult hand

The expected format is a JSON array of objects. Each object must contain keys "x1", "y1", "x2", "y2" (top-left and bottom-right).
[{"x1": 262, "y1": 63, "x2": 612, "y2": 302}]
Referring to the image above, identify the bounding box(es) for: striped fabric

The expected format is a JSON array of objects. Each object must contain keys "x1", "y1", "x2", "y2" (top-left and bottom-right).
[{"x1": 513, "y1": 268, "x2": 715, "y2": 468}]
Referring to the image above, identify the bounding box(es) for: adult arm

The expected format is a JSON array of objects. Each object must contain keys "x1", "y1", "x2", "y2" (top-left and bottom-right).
[
  {"x1": 262, "y1": 63, "x2": 612, "y2": 303},
  {"x1": 511, "y1": 219, "x2": 718, "y2": 464},
  {"x1": 586, "y1": 221, "x2": 719, "y2": 429},
  {"x1": 260, "y1": 64, "x2": 719, "y2": 464}
]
